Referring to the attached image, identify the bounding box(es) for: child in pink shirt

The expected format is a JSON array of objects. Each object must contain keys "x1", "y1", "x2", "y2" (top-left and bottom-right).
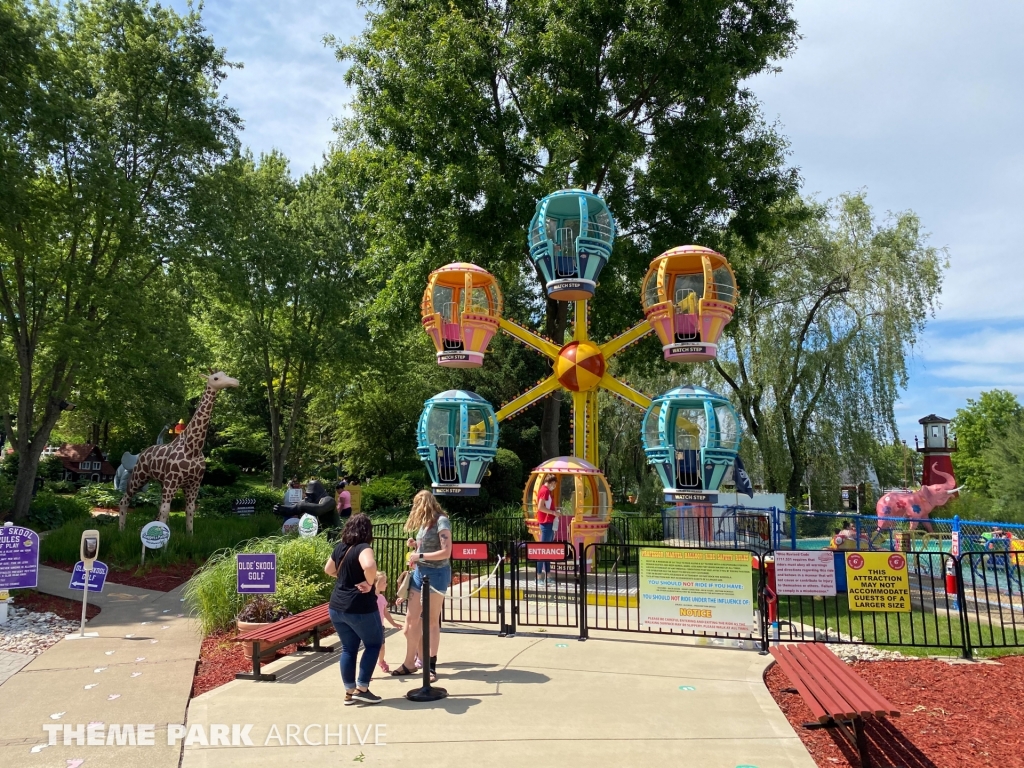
[{"x1": 374, "y1": 573, "x2": 401, "y2": 673}]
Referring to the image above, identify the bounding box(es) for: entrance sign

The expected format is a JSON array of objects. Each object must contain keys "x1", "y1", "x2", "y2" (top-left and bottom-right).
[
  {"x1": 639, "y1": 548, "x2": 755, "y2": 633},
  {"x1": 773, "y1": 551, "x2": 837, "y2": 597},
  {"x1": 69, "y1": 561, "x2": 108, "y2": 592},
  {"x1": 0, "y1": 524, "x2": 40, "y2": 589},
  {"x1": 451, "y1": 542, "x2": 489, "y2": 561},
  {"x1": 140, "y1": 522, "x2": 171, "y2": 549},
  {"x1": 846, "y1": 552, "x2": 911, "y2": 612},
  {"x1": 236, "y1": 554, "x2": 277, "y2": 594},
  {"x1": 526, "y1": 542, "x2": 568, "y2": 561}
]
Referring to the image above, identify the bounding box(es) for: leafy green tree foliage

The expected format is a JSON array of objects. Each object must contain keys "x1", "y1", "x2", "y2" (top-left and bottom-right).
[
  {"x1": 983, "y1": 420, "x2": 1024, "y2": 522},
  {"x1": 951, "y1": 390, "x2": 1023, "y2": 494},
  {"x1": 0, "y1": 0, "x2": 237, "y2": 522},
  {"x1": 332, "y1": 0, "x2": 800, "y2": 460},
  {"x1": 711, "y1": 194, "x2": 945, "y2": 503},
  {"x1": 871, "y1": 439, "x2": 923, "y2": 490},
  {"x1": 190, "y1": 151, "x2": 364, "y2": 486}
]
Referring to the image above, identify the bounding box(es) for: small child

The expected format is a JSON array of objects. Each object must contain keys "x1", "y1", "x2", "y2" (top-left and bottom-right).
[{"x1": 375, "y1": 573, "x2": 401, "y2": 673}]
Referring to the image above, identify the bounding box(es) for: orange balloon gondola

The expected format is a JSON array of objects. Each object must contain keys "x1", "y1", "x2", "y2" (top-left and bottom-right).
[
  {"x1": 641, "y1": 246, "x2": 738, "y2": 363},
  {"x1": 421, "y1": 263, "x2": 503, "y2": 368}
]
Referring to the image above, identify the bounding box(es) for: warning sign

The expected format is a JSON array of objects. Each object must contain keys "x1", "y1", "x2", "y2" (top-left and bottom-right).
[
  {"x1": 845, "y1": 552, "x2": 911, "y2": 613},
  {"x1": 773, "y1": 551, "x2": 837, "y2": 597}
]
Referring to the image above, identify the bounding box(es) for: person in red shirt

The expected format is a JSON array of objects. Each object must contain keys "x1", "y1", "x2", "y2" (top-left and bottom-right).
[{"x1": 535, "y1": 474, "x2": 557, "y2": 585}]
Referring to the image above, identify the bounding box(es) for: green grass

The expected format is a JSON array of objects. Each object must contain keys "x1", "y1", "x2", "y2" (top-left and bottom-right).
[
  {"x1": 40, "y1": 511, "x2": 283, "y2": 568},
  {"x1": 775, "y1": 594, "x2": 1024, "y2": 659}
]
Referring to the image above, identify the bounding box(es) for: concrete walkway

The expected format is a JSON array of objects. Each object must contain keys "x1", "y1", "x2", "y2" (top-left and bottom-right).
[
  {"x1": 0, "y1": 565, "x2": 201, "y2": 768},
  {"x1": 184, "y1": 626, "x2": 815, "y2": 768}
]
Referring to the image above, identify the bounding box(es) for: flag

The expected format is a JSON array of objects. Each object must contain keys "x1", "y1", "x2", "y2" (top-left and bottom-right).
[{"x1": 734, "y1": 455, "x2": 754, "y2": 498}]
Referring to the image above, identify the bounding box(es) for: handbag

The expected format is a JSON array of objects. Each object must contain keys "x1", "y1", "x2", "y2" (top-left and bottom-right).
[{"x1": 395, "y1": 569, "x2": 412, "y2": 602}]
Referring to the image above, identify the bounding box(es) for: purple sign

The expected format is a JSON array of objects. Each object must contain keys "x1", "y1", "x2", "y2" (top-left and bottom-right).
[
  {"x1": 237, "y1": 554, "x2": 276, "y2": 594},
  {"x1": 0, "y1": 525, "x2": 40, "y2": 589},
  {"x1": 69, "y1": 561, "x2": 108, "y2": 592}
]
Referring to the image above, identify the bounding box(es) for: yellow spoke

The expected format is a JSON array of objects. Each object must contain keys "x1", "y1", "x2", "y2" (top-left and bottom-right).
[
  {"x1": 598, "y1": 374, "x2": 651, "y2": 410},
  {"x1": 496, "y1": 376, "x2": 561, "y2": 422},
  {"x1": 498, "y1": 317, "x2": 560, "y2": 359},
  {"x1": 599, "y1": 319, "x2": 653, "y2": 359}
]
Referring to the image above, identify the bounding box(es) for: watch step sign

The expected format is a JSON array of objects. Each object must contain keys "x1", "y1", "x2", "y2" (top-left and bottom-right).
[
  {"x1": 237, "y1": 554, "x2": 277, "y2": 594},
  {"x1": 69, "y1": 561, "x2": 108, "y2": 592}
]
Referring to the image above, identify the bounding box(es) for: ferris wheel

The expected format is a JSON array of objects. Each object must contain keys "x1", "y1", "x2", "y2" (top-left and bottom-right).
[{"x1": 416, "y1": 189, "x2": 743, "y2": 549}]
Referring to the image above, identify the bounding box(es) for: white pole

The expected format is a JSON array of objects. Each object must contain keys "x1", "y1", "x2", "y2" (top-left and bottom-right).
[{"x1": 79, "y1": 573, "x2": 89, "y2": 637}]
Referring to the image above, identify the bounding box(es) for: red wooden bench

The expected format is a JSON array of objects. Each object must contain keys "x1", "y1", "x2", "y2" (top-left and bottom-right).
[
  {"x1": 233, "y1": 603, "x2": 334, "y2": 682},
  {"x1": 770, "y1": 644, "x2": 900, "y2": 768}
]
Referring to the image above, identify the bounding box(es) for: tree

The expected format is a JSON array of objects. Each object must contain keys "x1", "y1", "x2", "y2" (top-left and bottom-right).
[
  {"x1": 711, "y1": 194, "x2": 945, "y2": 503},
  {"x1": 950, "y1": 390, "x2": 1023, "y2": 493},
  {"x1": 331, "y1": 0, "x2": 800, "y2": 460},
  {"x1": 191, "y1": 151, "x2": 363, "y2": 486},
  {"x1": 0, "y1": 0, "x2": 237, "y2": 522},
  {"x1": 983, "y1": 420, "x2": 1024, "y2": 522}
]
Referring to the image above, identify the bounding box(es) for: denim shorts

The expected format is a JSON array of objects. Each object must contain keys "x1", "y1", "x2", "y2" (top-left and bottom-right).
[{"x1": 411, "y1": 564, "x2": 451, "y2": 593}]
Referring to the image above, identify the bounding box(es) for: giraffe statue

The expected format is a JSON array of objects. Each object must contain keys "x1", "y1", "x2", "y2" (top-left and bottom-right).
[{"x1": 119, "y1": 371, "x2": 239, "y2": 534}]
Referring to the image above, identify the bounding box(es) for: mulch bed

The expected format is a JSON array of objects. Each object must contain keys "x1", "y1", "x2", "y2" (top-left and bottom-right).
[
  {"x1": 43, "y1": 561, "x2": 200, "y2": 592},
  {"x1": 11, "y1": 589, "x2": 101, "y2": 621},
  {"x1": 192, "y1": 629, "x2": 300, "y2": 698},
  {"x1": 766, "y1": 655, "x2": 1024, "y2": 768}
]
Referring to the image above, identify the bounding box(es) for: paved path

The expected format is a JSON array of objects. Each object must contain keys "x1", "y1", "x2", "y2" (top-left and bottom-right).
[
  {"x1": 184, "y1": 625, "x2": 815, "y2": 768},
  {"x1": 0, "y1": 565, "x2": 201, "y2": 768},
  {"x1": 0, "y1": 649, "x2": 33, "y2": 685}
]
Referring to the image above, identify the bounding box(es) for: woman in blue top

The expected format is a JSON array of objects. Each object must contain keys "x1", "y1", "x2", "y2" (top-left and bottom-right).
[{"x1": 390, "y1": 491, "x2": 451, "y2": 682}]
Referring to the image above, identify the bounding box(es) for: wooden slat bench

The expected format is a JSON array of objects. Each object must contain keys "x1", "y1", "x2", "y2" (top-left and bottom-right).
[
  {"x1": 233, "y1": 603, "x2": 335, "y2": 682},
  {"x1": 770, "y1": 643, "x2": 900, "y2": 768}
]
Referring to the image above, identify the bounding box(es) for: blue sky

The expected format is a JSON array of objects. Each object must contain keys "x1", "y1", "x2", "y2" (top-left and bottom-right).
[{"x1": 189, "y1": 0, "x2": 1024, "y2": 443}]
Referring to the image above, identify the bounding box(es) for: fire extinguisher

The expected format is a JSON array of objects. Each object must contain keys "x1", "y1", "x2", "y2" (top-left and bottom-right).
[{"x1": 945, "y1": 558, "x2": 957, "y2": 595}]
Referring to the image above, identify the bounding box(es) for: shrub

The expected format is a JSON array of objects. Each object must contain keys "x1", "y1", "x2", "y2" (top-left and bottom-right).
[
  {"x1": 39, "y1": 455, "x2": 66, "y2": 481},
  {"x1": 46, "y1": 479, "x2": 76, "y2": 494},
  {"x1": 77, "y1": 483, "x2": 122, "y2": 509},
  {"x1": 483, "y1": 448, "x2": 523, "y2": 505},
  {"x1": 237, "y1": 595, "x2": 291, "y2": 623},
  {"x1": 203, "y1": 460, "x2": 241, "y2": 487},
  {"x1": 0, "y1": 452, "x2": 17, "y2": 480},
  {"x1": 27, "y1": 491, "x2": 65, "y2": 531},
  {"x1": 210, "y1": 445, "x2": 268, "y2": 473},
  {"x1": 184, "y1": 534, "x2": 335, "y2": 635},
  {"x1": 55, "y1": 494, "x2": 91, "y2": 522},
  {"x1": 361, "y1": 473, "x2": 418, "y2": 512}
]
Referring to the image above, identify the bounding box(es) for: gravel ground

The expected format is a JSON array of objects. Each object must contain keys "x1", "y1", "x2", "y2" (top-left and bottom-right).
[{"x1": 0, "y1": 606, "x2": 80, "y2": 655}]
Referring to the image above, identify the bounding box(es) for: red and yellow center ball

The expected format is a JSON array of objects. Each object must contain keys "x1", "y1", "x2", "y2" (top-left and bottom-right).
[{"x1": 554, "y1": 341, "x2": 606, "y2": 392}]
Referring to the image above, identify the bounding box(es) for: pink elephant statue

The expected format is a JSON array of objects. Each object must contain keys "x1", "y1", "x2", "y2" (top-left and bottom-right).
[{"x1": 875, "y1": 469, "x2": 959, "y2": 532}]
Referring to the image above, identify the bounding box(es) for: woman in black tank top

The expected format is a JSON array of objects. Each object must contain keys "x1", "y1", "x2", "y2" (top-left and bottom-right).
[{"x1": 324, "y1": 514, "x2": 384, "y2": 704}]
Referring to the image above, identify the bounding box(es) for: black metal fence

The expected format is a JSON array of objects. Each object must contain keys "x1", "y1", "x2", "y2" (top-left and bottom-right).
[
  {"x1": 368, "y1": 515, "x2": 1024, "y2": 658},
  {"x1": 582, "y1": 543, "x2": 768, "y2": 651}
]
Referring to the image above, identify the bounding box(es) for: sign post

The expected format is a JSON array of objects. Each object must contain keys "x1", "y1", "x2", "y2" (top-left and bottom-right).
[
  {"x1": 236, "y1": 554, "x2": 277, "y2": 594},
  {"x1": 0, "y1": 521, "x2": 41, "y2": 626},
  {"x1": 638, "y1": 548, "x2": 756, "y2": 634},
  {"x1": 140, "y1": 521, "x2": 171, "y2": 566},
  {"x1": 68, "y1": 530, "x2": 101, "y2": 639},
  {"x1": 845, "y1": 552, "x2": 911, "y2": 613}
]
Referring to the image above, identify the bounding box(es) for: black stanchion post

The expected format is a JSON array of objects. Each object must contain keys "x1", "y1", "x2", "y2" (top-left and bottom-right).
[{"x1": 406, "y1": 575, "x2": 448, "y2": 702}]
